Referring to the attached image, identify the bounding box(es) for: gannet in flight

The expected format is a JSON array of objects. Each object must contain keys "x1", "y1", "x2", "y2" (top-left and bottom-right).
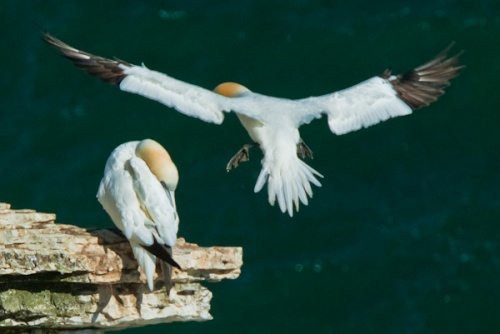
[
  {"x1": 97, "y1": 139, "x2": 181, "y2": 293},
  {"x1": 44, "y1": 33, "x2": 462, "y2": 217}
]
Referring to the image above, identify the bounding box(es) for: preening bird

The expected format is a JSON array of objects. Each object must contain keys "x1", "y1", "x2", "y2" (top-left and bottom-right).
[
  {"x1": 44, "y1": 33, "x2": 463, "y2": 216},
  {"x1": 97, "y1": 139, "x2": 181, "y2": 293}
]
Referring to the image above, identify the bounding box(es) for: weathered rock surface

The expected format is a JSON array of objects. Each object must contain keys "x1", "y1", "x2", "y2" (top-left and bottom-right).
[{"x1": 0, "y1": 203, "x2": 243, "y2": 331}]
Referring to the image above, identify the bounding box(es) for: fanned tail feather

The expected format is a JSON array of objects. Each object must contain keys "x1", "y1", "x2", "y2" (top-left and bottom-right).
[{"x1": 255, "y1": 155, "x2": 322, "y2": 217}]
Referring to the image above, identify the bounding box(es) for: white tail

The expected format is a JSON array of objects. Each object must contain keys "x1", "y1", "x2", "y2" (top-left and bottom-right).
[{"x1": 254, "y1": 148, "x2": 322, "y2": 217}]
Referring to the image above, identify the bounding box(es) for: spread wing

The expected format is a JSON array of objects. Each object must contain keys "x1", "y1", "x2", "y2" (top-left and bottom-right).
[
  {"x1": 296, "y1": 44, "x2": 463, "y2": 134},
  {"x1": 42, "y1": 33, "x2": 233, "y2": 124},
  {"x1": 44, "y1": 33, "x2": 463, "y2": 134}
]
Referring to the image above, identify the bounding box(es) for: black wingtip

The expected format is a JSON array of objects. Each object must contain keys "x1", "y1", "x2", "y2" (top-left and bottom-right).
[
  {"x1": 141, "y1": 240, "x2": 182, "y2": 270},
  {"x1": 35, "y1": 25, "x2": 59, "y2": 49},
  {"x1": 386, "y1": 43, "x2": 463, "y2": 110},
  {"x1": 31, "y1": 20, "x2": 48, "y2": 35},
  {"x1": 41, "y1": 32, "x2": 129, "y2": 85}
]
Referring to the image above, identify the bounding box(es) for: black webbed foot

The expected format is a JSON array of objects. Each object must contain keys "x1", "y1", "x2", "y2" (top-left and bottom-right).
[
  {"x1": 297, "y1": 140, "x2": 313, "y2": 159},
  {"x1": 226, "y1": 143, "x2": 259, "y2": 172}
]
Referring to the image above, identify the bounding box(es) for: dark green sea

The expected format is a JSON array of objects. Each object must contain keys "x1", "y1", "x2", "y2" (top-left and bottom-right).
[{"x1": 2, "y1": 1, "x2": 499, "y2": 333}]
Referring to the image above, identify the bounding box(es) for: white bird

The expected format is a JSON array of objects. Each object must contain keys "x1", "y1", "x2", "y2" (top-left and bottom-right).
[
  {"x1": 97, "y1": 139, "x2": 181, "y2": 293},
  {"x1": 44, "y1": 33, "x2": 463, "y2": 217}
]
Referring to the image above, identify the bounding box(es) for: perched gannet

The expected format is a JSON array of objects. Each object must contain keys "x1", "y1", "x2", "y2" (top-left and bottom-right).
[
  {"x1": 97, "y1": 139, "x2": 181, "y2": 293},
  {"x1": 44, "y1": 33, "x2": 463, "y2": 216}
]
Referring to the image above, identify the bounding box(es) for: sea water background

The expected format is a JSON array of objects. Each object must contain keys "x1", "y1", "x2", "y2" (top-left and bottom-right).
[{"x1": 1, "y1": 1, "x2": 499, "y2": 333}]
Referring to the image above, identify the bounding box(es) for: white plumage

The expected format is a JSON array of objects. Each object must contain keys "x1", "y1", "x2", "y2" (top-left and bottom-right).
[
  {"x1": 44, "y1": 34, "x2": 462, "y2": 216},
  {"x1": 97, "y1": 139, "x2": 180, "y2": 292}
]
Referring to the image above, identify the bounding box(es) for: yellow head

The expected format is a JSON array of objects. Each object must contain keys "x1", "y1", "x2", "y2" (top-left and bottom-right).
[
  {"x1": 136, "y1": 139, "x2": 178, "y2": 191},
  {"x1": 213, "y1": 82, "x2": 250, "y2": 97}
]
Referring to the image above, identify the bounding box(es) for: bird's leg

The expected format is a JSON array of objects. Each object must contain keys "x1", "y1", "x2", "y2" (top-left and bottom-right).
[
  {"x1": 226, "y1": 143, "x2": 259, "y2": 172},
  {"x1": 297, "y1": 139, "x2": 314, "y2": 159}
]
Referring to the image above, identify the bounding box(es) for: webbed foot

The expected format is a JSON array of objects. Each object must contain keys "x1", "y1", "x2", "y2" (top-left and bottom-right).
[
  {"x1": 226, "y1": 143, "x2": 258, "y2": 171},
  {"x1": 297, "y1": 140, "x2": 313, "y2": 159}
]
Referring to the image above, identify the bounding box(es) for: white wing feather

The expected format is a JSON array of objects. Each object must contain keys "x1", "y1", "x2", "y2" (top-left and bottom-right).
[
  {"x1": 120, "y1": 65, "x2": 280, "y2": 126},
  {"x1": 97, "y1": 167, "x2": 155, "y2": 246},
  {"x1": 127, "y1": 156, "x2": 179, "y2": 247},
  {"x1": 120, "y1": 65, "x2": 232, "y2": 124},
  {"x1": 297, "y1": 77, "x2": 412, "y2": 135}
]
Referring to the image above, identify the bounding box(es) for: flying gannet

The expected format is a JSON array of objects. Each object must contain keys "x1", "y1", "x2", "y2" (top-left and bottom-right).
[
  {"x1": 97, "y1": 139, "x2": 181, "y2": 293},
  {"x1": 44, "y1": 33, "x2": 463, "y2": 217}
]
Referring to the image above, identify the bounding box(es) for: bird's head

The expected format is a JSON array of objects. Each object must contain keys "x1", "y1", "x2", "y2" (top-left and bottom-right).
[
  {"x1": 136, "y1": 139, "x2": 178, "y2": 191},
  {"x1": 213, "y1": 82, "x2": 250, "y2": 97}
]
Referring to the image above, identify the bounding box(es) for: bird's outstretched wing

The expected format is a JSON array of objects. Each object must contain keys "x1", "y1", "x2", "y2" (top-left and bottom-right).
[
  {"x1": 297, "y1": 44, "x2": 463, "y2": 134},
  {"x1": 43, "y1": 33, "x2": 462, "y2": 134},
  {"x1": 42, "y1": 33, "x2": 233, "y2": 124}
]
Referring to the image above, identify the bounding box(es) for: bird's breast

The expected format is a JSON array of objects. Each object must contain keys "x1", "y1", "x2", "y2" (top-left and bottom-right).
[{"x1": 236, "y1": 113, "x2": 265, "y2": 143}]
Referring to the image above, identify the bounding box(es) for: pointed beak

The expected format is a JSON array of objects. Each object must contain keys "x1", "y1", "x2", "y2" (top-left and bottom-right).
[
  {"x1": 168, "y1": 189, "x2": 177, "y2": 211},
  {"x1": 161, "y1": 181, "x2": 177, "y2": 211}
]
